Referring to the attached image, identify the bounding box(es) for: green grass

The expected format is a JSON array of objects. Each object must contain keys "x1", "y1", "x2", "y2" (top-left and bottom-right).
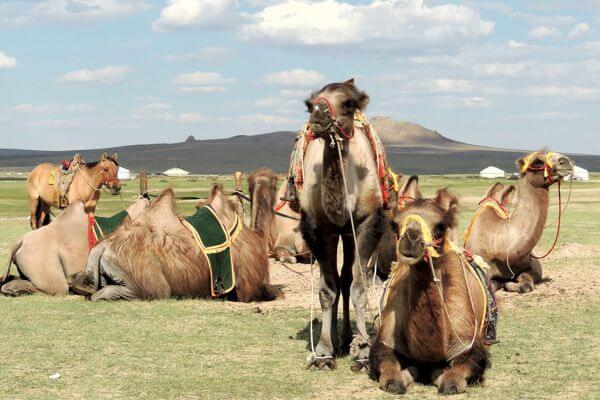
[{"x1": 0, "y1": 174, "x2": 599, "y2": 399}]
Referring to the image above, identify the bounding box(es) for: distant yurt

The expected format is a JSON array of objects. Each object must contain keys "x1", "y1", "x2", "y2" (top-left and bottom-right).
[
  {"x1": 163, "y1": 167, "x2": 190, "y2": 177},
  {"x1": 480, "y1": 166, "x2": 505, "y2": 179},
  {"x1": 118, "y1": 166, "x2": 131, "y2": 180},
  {"x1": 569, "y1": 165, "x2": 589, "y2": 181}
]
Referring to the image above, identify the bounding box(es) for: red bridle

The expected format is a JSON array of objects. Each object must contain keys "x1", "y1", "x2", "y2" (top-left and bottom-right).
[
  {"x1": 311, "y1": 96, "x2": 354, "y2": 140},
  {"x1": 100, "y1": 169, "x2": 120, "y2": 186}
]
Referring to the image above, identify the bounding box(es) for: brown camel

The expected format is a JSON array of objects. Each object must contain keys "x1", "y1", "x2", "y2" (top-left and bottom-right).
[
  {"x1": 463, "y1": 151, "x2": 573, "y2": 293},
  {"x1": 26, "y1": 152, "x2": 121, "y2": 229},
  {"x1": 248, "y1": 168, "x2": 310, "y2": 264},
  {"x1": 371, "y1": 186, "x2": 490, "y2": 395},
  {"x1": 2, "y1": 198, "x2": 149, "y2": 296},
  {"x1": 300, "y1": 79, "x2": 387, "y2": 370},
  {"x1": 69, "y1": 185, "x2": 283, "y2": 302}
]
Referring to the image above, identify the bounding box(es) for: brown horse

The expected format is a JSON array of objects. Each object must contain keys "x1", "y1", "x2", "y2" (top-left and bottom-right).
[
  {"x1": 371, "y1": 186, "x2": 490, "y2": 395},
  {"x1": 26, "y1": 152, "x2": 121, "y2": 229},
  {"x1": 69, "y1": 185, "x2": 283, "y2": 302}
]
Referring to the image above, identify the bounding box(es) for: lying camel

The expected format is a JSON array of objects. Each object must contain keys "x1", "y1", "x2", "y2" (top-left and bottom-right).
[
  {"x1": 69, "y1": 185, "x2": 283, "y2": 302},
  {"x1": 248, "y1": 168, "x2": 310, "y2": 264},
  {"x1": 371, "y1": 186, "x2": 491, "y2": 395},
  {"x1": 2, "y1": 198, "x2": 149, "y2": 296},
  {"x1": 464, "y1": 150, "x2": 573, "y2": 293}
]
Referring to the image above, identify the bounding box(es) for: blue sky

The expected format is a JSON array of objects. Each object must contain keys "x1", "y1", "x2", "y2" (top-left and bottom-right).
[{"x1": 0, "y1": 0, "x2": 599, "y2": 153}]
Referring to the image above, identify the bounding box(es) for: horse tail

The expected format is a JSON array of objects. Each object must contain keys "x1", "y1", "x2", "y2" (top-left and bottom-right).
[
  {"x1": 34, "y1": 201, "x2": 51, "y2": 227},
  {"x1": 248, "y1": 168, "x2": 278, "y2": 240},
  {"x1": 2, "y1": 238, "x2": 23, "y2": 284}
]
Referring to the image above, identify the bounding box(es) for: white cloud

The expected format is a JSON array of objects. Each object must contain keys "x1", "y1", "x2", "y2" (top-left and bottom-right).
[
  {"x1": 239, "y1": 0, "x2": 493, "y2": 47},
  {"x1": 178, "y1": 112, "x2": 207, "y2": 123},
  {"x1": 432, "y1": 79, "x2": 472, "y2": 93},
  {"x1": 524, "y1": 85, "x2": 598, "y2": 99},
  {"x1": 569, "y1": 22, "x2": 590, "y2": 39},
  {"x1": 163, "y1": 46, "x2": 234, "y2": 62},
  {"x1": 171, "y1": 71, "x2": 235, "y2": 93},
  {"x1": 67, "y1": 103, "x2": 96, "y2": 112},
  {"x1": 153, "y1": 0, "x2": 239, "y2": 32},
  {"x1": 13, "y1": 103, "x2": 52, "y2": 114},
  {"x1": 262, "y1": 68, "x2": 324, "y2": 87},
  {"x1": 28, "y1": 119, "x2": 80, "y2": 127},
  {"x1": 138, "y1": 102, "x2": 172, "y2": 111},
  {"x1": 33, "y1": 0, "x2": 149, "y2": 22},
  {"x1": 443, "y1": 96, "x2": 490, "y2": 109},
  {"x1": 59, "y1": 65, "x2": 131, "y2": 84},
  {"x1": 528, "y1": 26, "x2": 562, "y2": 40},
  {"x1": 473, "y1": 62, "x2": 530, "y2": 78},
  {"x1": 0, "y1": 51, "x2": 17, "y2": 68},
  {"x1": 238, "y1": 113, "x2": 294, "y2": 124}
]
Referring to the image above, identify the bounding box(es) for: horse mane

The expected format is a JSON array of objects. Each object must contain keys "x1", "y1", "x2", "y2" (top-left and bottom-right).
[{"x1": 85, "y1": 156, "x2": 119, "y2": 168}]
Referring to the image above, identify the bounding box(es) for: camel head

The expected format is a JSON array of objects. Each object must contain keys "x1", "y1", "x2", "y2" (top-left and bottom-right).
[
  {"x1": 304, "y1": 78, "x2": 370, "y2": 141},
  {"x1": 517, "y1": 151, "x2": 573, "y2": 188},
  {"x1": 98, "y1": 152, "x2": 121, "y2": 195},
  {"x1": 392, "y1": 187, "x2": 458, "y2": 266}
]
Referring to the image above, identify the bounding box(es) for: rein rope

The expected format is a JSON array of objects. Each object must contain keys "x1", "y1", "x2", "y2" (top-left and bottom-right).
[{"x1": 233, "y1": 190, "x2": 301, "y2": 221}]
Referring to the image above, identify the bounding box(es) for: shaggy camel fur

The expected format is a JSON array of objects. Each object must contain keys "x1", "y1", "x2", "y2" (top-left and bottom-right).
[
  {"x1": 2, "y1": 198, "x2": 148, "y2": 296},
  {"x1": 69, "y1": 185, "x2": 283, "y2": 302},
  {"x1": 371, "y1": 185, "x2": 490, "y2": 395},
  {"x1": 464, "y1": 151, "x2": 573, "y2": 293}
]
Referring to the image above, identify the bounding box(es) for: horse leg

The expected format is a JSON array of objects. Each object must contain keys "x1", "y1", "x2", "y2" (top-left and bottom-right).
[
  {"x1": 434, "y1": 344, "x2": 490, "y2": 395},
  {"x1": 91, "y1": 285, "x2": 136, "y2": 301},
  {"x1": 28, "y1": 196, "x2": 39, "y2": 229},
  {"x1": 349, "y1": 208, "x2": 385, "y2": 371},
  {"x1": 302, "y1": 214, "x2": 339, "y2": 370},
  {"x1": 371, "y1": 315, "x2": 417, "y2": 394},
  {"x1": 504, "y1": 257, "x2": 542, "y2": 294},
  {"x1": 1, "y1": 279, "x2": 39, "y2": 296},
  {"x1": 340, "y1": 233, "x2": 355, "y2": 354}
]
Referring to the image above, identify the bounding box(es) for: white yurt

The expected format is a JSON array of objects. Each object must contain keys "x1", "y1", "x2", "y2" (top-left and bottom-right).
[
  {"x1": 480, "y1": 166, "x2": 505, "y2": 179},
  {"x1": 118, "y1": 166, "x2": 131, "y2": 180},
  {"x1": 569, "y1": 165, "x2": 589, "y2": 181},
  {"x1": 163, "y1": 167, "x2": 190, "y2": 177}
]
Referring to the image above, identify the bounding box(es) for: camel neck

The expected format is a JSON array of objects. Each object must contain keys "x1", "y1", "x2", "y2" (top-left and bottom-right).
[{"x1": 320, "y1": 140, "x2": 350, "y2": 226}]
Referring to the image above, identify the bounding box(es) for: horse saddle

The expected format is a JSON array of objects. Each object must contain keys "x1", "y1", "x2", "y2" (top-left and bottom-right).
[{"x1": 181, "y1": 206, "x2": 242, "y2": 297}]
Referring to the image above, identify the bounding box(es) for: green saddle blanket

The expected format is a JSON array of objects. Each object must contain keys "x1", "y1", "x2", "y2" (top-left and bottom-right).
[
  {"x1": 182, "y1": 206, "x2": 242, "y2": 297},
  {"x1": 89, "y1": 210, "x2": 129, "y2": 248}
]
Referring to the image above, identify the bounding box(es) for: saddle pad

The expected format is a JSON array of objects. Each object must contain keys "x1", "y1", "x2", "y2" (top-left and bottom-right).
[
  {"x1": 88, "y1": 210, "x2": 129, "y2": 249},
  {"x1": 182, "y1": 206, "x2": 241, "y2": 297},
  {"x1": 470, "y1": 259, "x2": 499, "y2": 346}
]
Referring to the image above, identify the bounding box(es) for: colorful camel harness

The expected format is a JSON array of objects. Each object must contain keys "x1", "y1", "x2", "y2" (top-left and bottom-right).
[
  {"x1": 181, "y1": 206, "x2": 242, "y2": 298},
  {"x1": 383, "y1": 214, "x2": 498, "y2": 347},
  {"x1": 285, "y1": 110, "x2": 394, "y2": 210},
  {"x1": 88, "y1": 211, "x2": 130, "y2": 249},
  {"x1": 463, "y1": 197, "x2": 511, "y2": 247}
]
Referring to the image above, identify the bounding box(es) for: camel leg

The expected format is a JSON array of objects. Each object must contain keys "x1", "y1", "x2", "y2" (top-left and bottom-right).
[
  {"x1": 505, "y1": 257, "x2": 543, "y2": 294},
  {"x1": 274, "y1": 247, "x2": 297, "y2": 264},
  {"x1": 302, "y1": 214, "x2": 340, "y2": 370},
  {"x1": 340, "y1": 233, "x2": 355, "y2": 353},
  {"x1": 349, "y1": 208, "x2": 385, "y2": 371},
  {"x1": 1, "y1": 279, "x2": 39, "y2": 296},
  {"x1": 433, "y1": 344, "x2": 489, "y2": 395},
  {"x1": 371, "y1": 315, "x2": 417, "y2": 394},
  {"x1": 91, "y1": 285, "x2": 136, "y2": 301},
  {"x1": 68, "y1": 272, "x2": 96, "y2": 296}
]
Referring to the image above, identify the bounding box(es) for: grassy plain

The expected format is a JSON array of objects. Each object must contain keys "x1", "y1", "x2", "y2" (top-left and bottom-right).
[{"x1": 0, "y1": 174, "x2": 598, "y2": 399}]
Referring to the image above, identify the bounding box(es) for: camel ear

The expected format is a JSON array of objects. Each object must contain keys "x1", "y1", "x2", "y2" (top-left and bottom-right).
[
  {"x1": 101, "y1": 152, "x2": 108, "y2": 161},
  {"x1": 357, "y1": 91, "x2": 370, "y2": 110},
  {"x1": 398, "y1": 175, "x2": 422, "y2": 201},
  {"x1": 500, "y1": 185, "x2": 516, "y2": 205},
  {"x1": 343, "y1": 78, "x2": 355, "y2": 86},
  {"x1": 112, "y1": 152, "x2": 118, "y2": 162},
  {"x1": 516, "y1": 157, "x2": 526, "y2": 173},
  {"x1": 483, "y1": 182, "x2": 504, "y2": 201},
  {"x1": 435, "y1": 188, "x2": 459, "y2": 214}
]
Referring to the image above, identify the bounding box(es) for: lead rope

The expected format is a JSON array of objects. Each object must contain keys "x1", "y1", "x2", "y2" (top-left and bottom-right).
[{"x1": 308, "y1": 253, "x2": 333, "y2": 362}]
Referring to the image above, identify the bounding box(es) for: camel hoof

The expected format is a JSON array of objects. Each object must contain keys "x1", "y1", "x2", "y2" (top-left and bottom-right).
[
  {"x1": 349, "y1": 335, "x2": 371, "y2": 363},
  {"x1": 438, "y1": 376, "x2": 466, "y2": 395},
  {"x1": 383, "y1": 380, "x2": 407, "y2": 395},
  {"x1": 351, "y1": 359, "x2": 369, "y2": 373},
  {"x1": 306, "y1": 354, "x2": 336, "y2": 371},
  {"x1": 518, "y1": 282, "x2": 534, "y2": 294}
]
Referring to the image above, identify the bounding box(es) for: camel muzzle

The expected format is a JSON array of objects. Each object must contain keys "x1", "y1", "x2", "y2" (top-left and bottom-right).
[
  {"x1": 397, "y1": 224, "x2": 426, "y2": 263},
  {"x1": 554, "y1": 155, "x2": 574, "y2": 178}
]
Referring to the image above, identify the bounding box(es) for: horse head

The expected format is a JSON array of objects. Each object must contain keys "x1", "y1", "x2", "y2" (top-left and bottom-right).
[
  {"x1": 304, "y1": 78, "x2": 370, "y2": 142},
  {"x1": 99, "y1": 152, "x2": 121, "y2": 195}
]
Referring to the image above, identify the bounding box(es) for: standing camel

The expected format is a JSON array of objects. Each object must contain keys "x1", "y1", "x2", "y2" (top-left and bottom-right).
[
  {"x1": 463, "y1": 151, "x2": 573, "y2": 293},
  {"x1": 26, "y1": 152, "x2": 121, "y2": 229},
  {"x1": 300, "y1": 79, "x2": 386, "y2": 370}
]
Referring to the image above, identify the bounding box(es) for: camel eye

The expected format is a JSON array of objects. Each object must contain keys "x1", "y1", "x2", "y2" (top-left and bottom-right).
[
  {"x1": 104, "y1": 168, "x2": 109, "y2": 172},
  {"x1": 304, "y1": 100, "x2": 313, "y2": 113},
  {"x1": 390, "y1": 220, "x2": 399, "y2": 235},
  {"x1": 342, "y1": 99, "x2": 356, "y2": 112}
]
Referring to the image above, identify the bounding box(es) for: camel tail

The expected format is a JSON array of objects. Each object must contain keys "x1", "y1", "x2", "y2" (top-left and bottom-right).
[{"x1": 2, "y1": 238, "x2": 23, "y2": 284}]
